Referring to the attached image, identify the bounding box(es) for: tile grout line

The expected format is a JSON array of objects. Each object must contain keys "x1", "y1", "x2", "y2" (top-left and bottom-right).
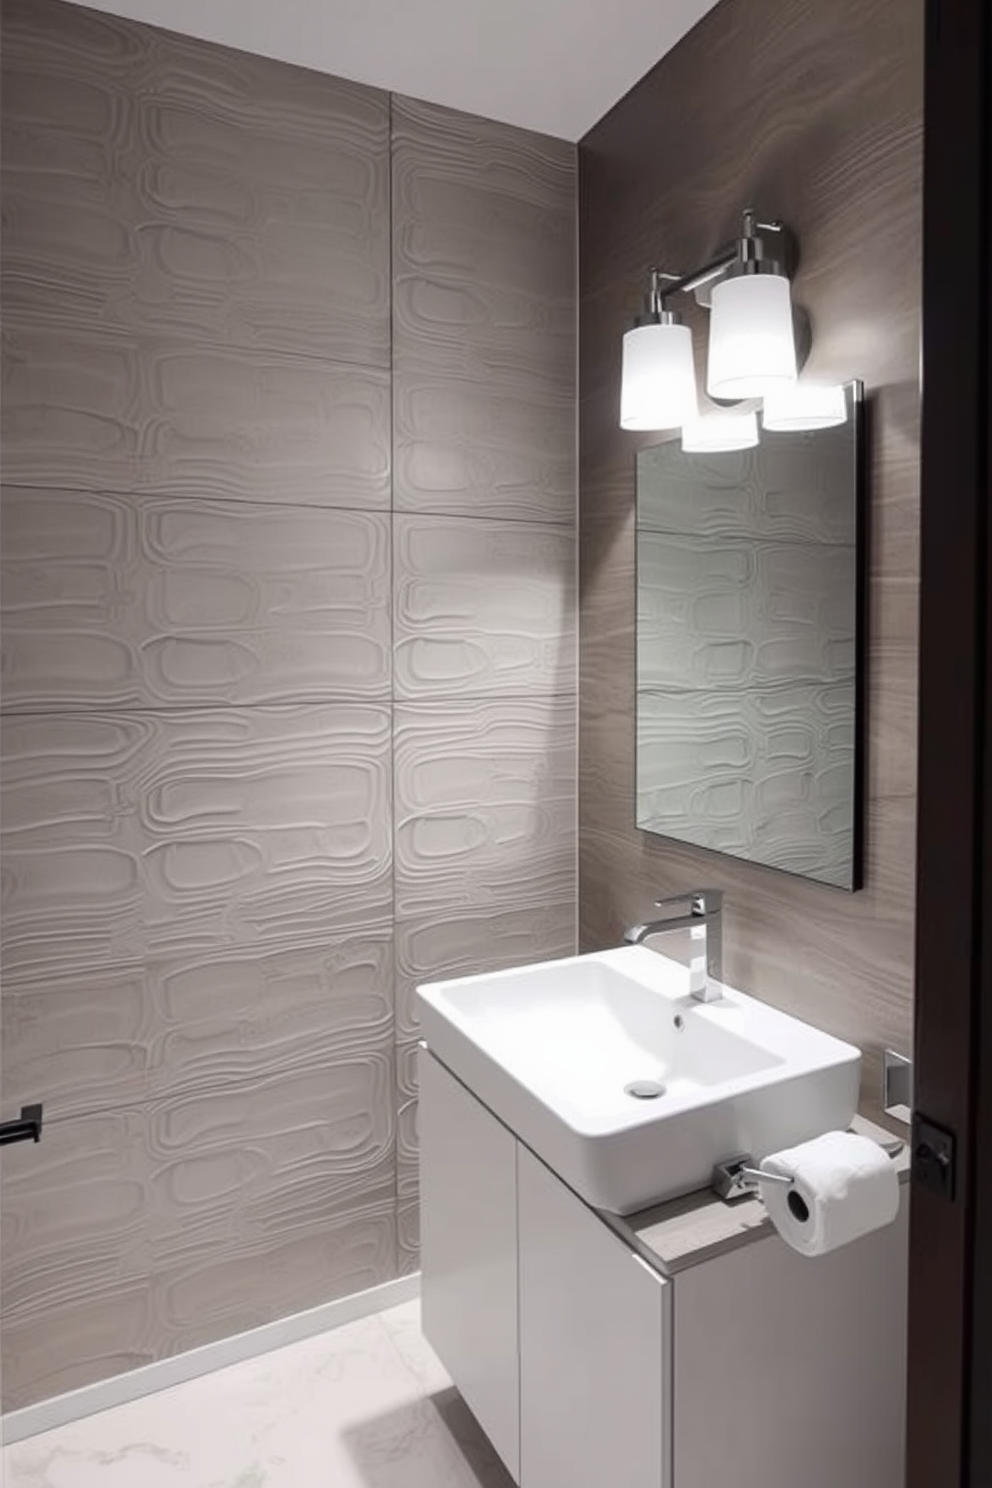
[
  {"x1": 388, "y1": 86, "x2": 402, "y2": 1271},
  {"x1": 0, "y1": 481, "x2": 577, "y2": 529}
]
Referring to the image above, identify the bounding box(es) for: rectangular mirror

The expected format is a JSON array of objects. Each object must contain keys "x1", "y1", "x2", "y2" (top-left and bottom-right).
[{"x1": 635, "y1": 382, "x2": 865, "y2": 890}]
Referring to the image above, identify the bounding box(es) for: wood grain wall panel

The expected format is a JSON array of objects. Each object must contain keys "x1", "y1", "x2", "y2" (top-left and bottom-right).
[
  {"x1": 1, "y1": 0, "x2": 577, "y2": 1409},
  {"x1": 1, "y1": 490, "x2": 392, "y2": 709},
  {"x1": 0, "y1": 327, "x2": 392, "y2": 507},
  {"x1": 393, "y1": 514, "x2": 576, "y2": 700},
  {"x1": 1, "y1": 0, "x2": 391, "y2": 367},
  {"x1": 392, "y1": 95, "x2": 576, "y2": 524},
  {"x1": 578, "y1": 0, "x2": 922, "y2": 1111}
]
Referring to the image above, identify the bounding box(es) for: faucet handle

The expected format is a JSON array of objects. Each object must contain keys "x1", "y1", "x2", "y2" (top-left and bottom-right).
[{"x1": 654, "y1": 888, "x2": 723, "y2": 916}]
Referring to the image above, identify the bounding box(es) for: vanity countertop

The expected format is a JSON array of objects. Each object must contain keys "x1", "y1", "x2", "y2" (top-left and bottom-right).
[{"x1": 600, "y1": 1114, "x2": 910, "y2": 1277}]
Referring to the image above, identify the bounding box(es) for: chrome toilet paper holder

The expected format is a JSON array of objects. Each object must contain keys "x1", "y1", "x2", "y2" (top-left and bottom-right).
[
  {"x1": 711, "y1": 1153, "x2": 793, "y2": 1203},
  {"x1": 712, "y1": 1136, "x2": 904, "y2": 1207}
]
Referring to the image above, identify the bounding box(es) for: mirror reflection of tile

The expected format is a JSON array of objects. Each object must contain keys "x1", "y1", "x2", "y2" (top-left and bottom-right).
[{"x1": 635, "y1": 383, "x2": 862, "y2": 890}]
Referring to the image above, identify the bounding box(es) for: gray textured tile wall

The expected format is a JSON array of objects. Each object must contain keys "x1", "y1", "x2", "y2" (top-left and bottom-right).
[
  {"x1": 0, "y1": 1, "x2": 576, "y2": 1409},
  {"x1": 390, "y1": 94, "x2": 577, "y2": 1267}
]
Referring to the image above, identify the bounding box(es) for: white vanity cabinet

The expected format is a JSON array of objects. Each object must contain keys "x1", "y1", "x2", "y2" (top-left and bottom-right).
[
  {"x1": 517, "y1": 1143, "x2": 671, "y2": 1488},
  {"x1": 420, "y1": 1049, "x2": 521, "y2": 1479},
  {"x1": 420, "y1": 1048, "x2": 908, "y2": 1488}
]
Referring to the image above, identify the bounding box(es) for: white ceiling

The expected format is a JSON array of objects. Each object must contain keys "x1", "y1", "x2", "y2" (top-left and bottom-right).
[{"x1": 61, "y1": 0, "x2": 720, "y2": 140}]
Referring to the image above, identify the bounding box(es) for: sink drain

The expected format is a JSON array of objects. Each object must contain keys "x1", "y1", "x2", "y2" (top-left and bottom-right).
[{"x1": 624, "y1": 1079, "x2": 666, "y2": 1100}]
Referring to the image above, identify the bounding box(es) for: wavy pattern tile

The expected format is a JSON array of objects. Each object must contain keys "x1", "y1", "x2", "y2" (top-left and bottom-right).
[
  {"x1": 394, "y1": 697, "x2": 576, "y2": 921},
  {"x1": 396, "y1": 1039, "x2": 421, "y2": 1275},
  {"x1": 2, "y1": 1085, "x2": 397, "y2": 1406},
  {"x1": 394, "y1": 900, "x2": 577, "y2": 1042},
  {"x1": 396, "y1": 1040, "x2": 420, "y2": 1205},
  {"x1": 3, "y1": 930, "x2": 393, "y2": 1120},
  {"x1": 1, "y1": 0, "x2": 390, "y2": 366},
  {"x1": 392, "y1": 95, "x2": 576, "y2": 523},
  {"x1": 1, "y1": 324, "x2": 392, "y2": 504},
  {"x1": 3, "y1": 1065, "x2": 394, "y2": 1314},
  {"x1": 394, "y1": 514, "x2": 576, "y2": 699},
  {"x1": 1, "y1": 489, "x2": 391, "y2": 709},
  {"x1": 637, "y1": 531, "x2": 856, "y2": 691},
  {"x1": 3, "y1": 1194, "x2": 397, "y2": 1409},
  {"x1": 1, "y1": 705, "x2": 392, "y2": 977},
  {"x1": 1, "y1": 1, "x2": 578, "y2": 1410}
]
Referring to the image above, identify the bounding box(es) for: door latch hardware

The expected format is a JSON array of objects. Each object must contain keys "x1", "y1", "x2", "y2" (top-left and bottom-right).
[
  {"x1": 0, "y1": 1104, "x2": 43, "y2": 1147},
  {"x1": 911, "y1": 1112, "x2": 956, "y2": 1200}
]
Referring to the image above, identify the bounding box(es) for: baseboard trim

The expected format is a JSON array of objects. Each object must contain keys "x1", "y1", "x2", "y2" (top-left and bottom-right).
[{"x1": 3, "y1": 1271, "x2": 421, "y2": 1445}]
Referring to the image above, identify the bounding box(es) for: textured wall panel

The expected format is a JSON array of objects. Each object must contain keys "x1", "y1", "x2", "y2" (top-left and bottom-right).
[
  {"x1": 3, "y1": 930, "x2": 393, "y2": 1120},
  {"x1": 0, "y1": 0, "x2": 577, "y2": 1410},
  {"x1": 396, "y1": 1038, "x2": 420, "y2": 1272},
  {"x1": 3, "y1": 1067, "x2": 394, "y2": 1320},
  {"x1": 1, "y1": 706, "x2": 392, "y2": 978},
  {"x1": 392, "y1": 95, "x2": 576, "y2": 523},
  {"x1": 1, "y1": 0, "x2": 390, "y2": 366},
  {"x1": 394, "y1": 696, "x2": 576, "y2": 921},
  {"x1": 394, "y1": 901, "x2": 577, "y2": 1043},
  {"x1": 1, "y1": 489, "x2": 391, "y2": 709},
  {"x1": 2, "y1": 1086, "x2": 396, "y2": 1407},
  {"x1": 1, "y1": 326, "x2": 391, "y2": 506},
  {"x1": 578, "y1": 0, "x2": 921, "y2": 1111},
  {"x1": 3, "y1": 1196, "x2": 396, "y2": 1409},
  {"x1": 394, "y1": 514, "x2": 576, "y2": 699}
]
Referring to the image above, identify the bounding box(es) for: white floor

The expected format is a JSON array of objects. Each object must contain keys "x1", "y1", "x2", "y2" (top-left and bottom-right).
[{"x1": 4, "y1": 1300, "x2": 516, "y2": 1488}]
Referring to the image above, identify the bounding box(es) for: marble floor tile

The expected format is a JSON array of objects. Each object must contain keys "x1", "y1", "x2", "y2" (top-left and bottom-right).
[{"x1": 5, "y1": 1300, "x2": 515, "y2": 1488}]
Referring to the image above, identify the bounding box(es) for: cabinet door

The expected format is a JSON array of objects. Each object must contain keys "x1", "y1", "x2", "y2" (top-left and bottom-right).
[
  {"x1": 517, "y1": 1145, "x2": 672, "y2": 1488},
  {"x1": 673, "y1": 1198, "x2": 909, "y2": 1488},
  {"x1": 419, "y1": 1050, "x2": 520, "y2": 1481}
]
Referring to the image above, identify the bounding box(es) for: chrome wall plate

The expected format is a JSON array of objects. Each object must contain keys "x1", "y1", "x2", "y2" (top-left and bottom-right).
[{"x1": 883, "y1": 1049, "x2": 913, "y2": 1125}]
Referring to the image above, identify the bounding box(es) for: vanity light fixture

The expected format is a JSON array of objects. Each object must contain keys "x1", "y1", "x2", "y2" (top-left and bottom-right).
[
  {"x1": 761, "y1": 382, "x2": 848, "y2": 431},
  {"x1": 705, "y1": 212, "x2": 797, "y2": 399},
  {"x1": 620, "y1": 270, "x2": 698, "y2": 430},
  {"x1": 620, "y1": 208, "x2": 804, "y2": 432},
  {"x1": 681, "y1": 412, "x2": 759, "y2": 453}
]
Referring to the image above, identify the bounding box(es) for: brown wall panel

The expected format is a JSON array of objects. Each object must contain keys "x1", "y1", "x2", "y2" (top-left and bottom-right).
[{"x1": 578, "y1": 0, "x2": 922, "y2": 1112}]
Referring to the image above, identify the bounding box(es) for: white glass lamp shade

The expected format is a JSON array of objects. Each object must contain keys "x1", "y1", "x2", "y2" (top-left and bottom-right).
[
  {"x1": 762, "y1": 383, "x2": 848, "y2": 431},
  {"x1": 706, "y1": 273, "x2": 797, "y2": 400},
  {"x1": 681, "y1": 412, "x2": 759, "y2": 453},
  {"x1": 620, "y1": 321, "x2": 698, "y2": 430}
]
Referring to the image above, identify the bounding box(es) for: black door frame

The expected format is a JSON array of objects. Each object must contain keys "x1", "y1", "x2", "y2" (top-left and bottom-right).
[{"x1": 909, "y1": 0, "x2": 991, "y2": 1483}]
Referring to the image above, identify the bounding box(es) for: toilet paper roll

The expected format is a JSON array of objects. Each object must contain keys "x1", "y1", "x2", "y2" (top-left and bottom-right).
[{"x1": 760, "y1": 1130, "x2": 900, "y2": 1257}]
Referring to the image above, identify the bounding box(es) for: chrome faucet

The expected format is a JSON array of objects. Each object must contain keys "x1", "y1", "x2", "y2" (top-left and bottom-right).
[{"x1": 623, "y1": 890, "x2": 724, "y2": 1002}]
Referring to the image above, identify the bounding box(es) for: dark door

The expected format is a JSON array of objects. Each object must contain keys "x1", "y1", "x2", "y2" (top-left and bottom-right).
[{"x1": 908, "y1": 0, "x2": 991, "y2": 1483}]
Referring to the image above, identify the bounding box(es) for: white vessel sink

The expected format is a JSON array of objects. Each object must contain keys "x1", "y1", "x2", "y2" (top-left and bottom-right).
[{"x1": 416, "y1": 945, "x2": 860, "y2": 1215}]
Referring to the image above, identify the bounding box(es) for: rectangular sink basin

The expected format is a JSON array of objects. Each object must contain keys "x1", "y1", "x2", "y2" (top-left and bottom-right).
[{"x1": 416, "y1": 945, "x2": 861, "y2": 1214}]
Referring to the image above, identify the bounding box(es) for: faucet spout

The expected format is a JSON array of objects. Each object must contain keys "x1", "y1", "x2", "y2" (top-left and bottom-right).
[{"x1": 623, "y1": 890, "x2": 724, "y2": 1002}]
